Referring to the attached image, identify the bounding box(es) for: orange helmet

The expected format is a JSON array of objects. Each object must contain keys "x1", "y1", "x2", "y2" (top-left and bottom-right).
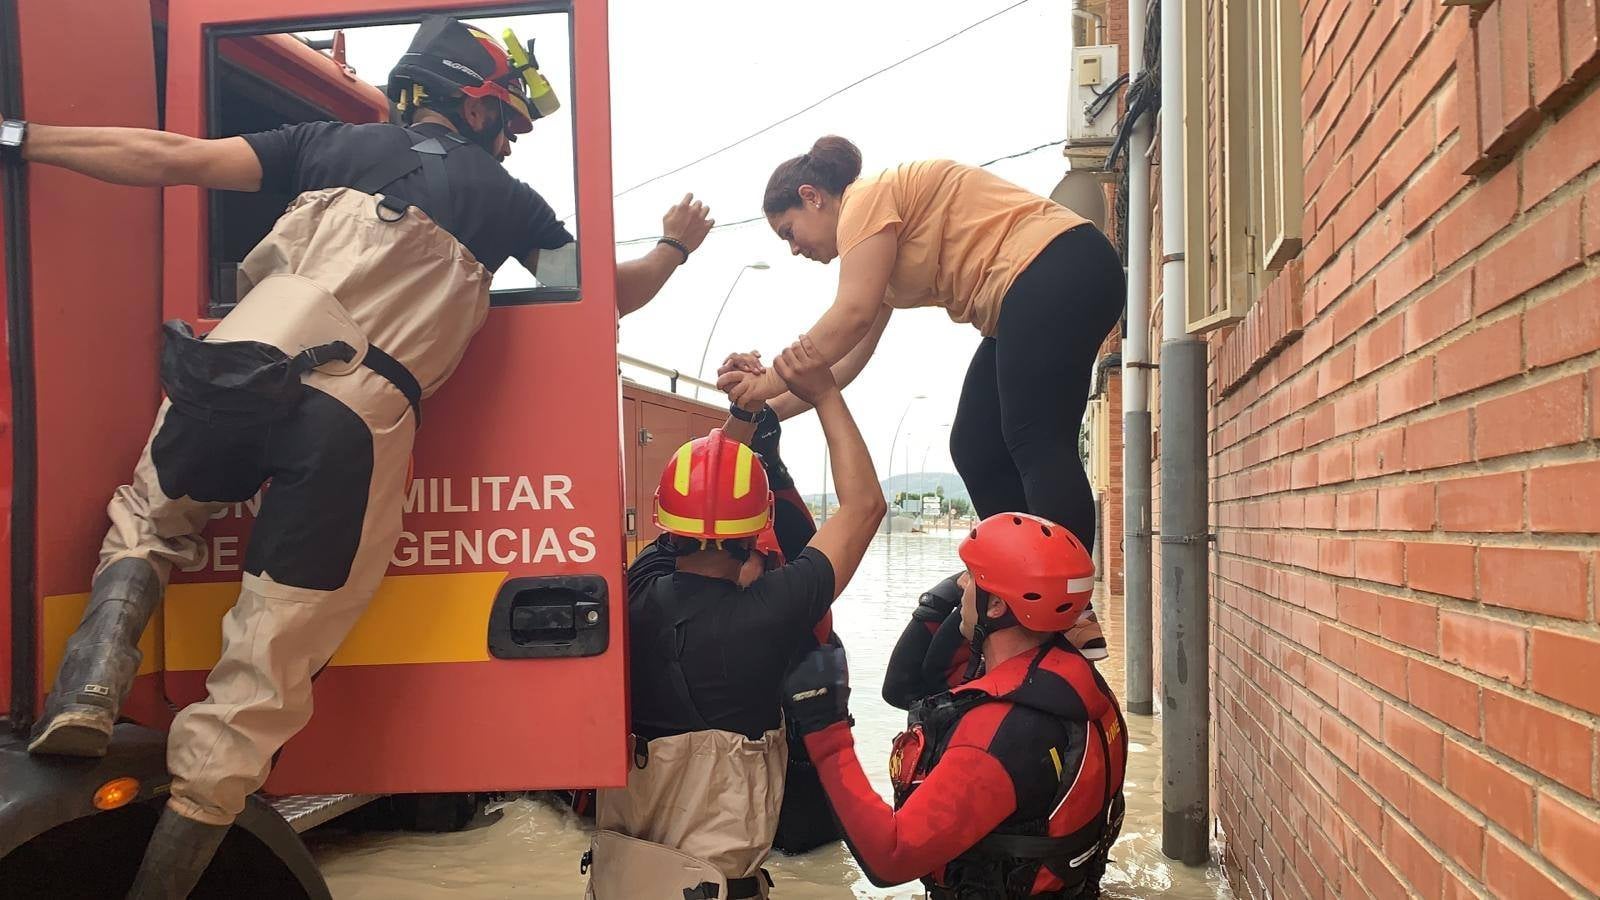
[
  {"x1": 654, "y1": 430, "x2": 773, "y2": 541},
  {"x1": 959, "y1": 513, "x2": 1095, "y2": 632}
]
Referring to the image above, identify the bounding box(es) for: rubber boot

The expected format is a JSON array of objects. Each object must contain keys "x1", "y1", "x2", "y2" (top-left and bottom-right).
[
  {"x1": 28, "y1": 557, "x2": 163, "y2": 757},
  {"x1": 126, "y1": 806, "x2": 230, "y2": 900}
]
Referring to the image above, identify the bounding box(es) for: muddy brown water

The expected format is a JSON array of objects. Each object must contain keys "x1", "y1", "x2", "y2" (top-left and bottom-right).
[{"x1": 307, "y1": 533, "x2": 1232, "y2": 899}]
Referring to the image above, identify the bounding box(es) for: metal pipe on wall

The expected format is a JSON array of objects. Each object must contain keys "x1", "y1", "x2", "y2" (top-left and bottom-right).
[
  {"x1": 1121, "y1": 0, "x2": 1155, "y2": 718},
  {"x1": 1159, "y1": 0, "x2": 1211, "y2": 867}
]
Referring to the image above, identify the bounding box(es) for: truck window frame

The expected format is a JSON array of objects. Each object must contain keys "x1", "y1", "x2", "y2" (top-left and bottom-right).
[{"x1": 201, "y1": 2, "x2": 583, "y2": 318}]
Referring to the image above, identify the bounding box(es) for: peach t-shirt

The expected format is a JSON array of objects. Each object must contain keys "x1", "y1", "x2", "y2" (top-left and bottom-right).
[{"x1": 835, "y1": 159, "x2": 1089, "y2": 336}]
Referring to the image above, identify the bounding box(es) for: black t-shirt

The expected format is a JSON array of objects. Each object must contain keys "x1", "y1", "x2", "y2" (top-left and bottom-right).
[
  {"x1": 626, "y1": 546, "x2": 836, "y2": 741},
  {"x1": 241, "y1": 121, "x2": 573, "y2": 272}
]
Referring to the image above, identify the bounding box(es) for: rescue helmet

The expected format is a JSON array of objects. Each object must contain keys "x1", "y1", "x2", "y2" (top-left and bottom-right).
[
  {"x1": 958, "y1": 512, "x2": 1095, "y2": 633},
  {"x1": 386, "y1": 16, "x2": 560, "y2": 137},
  {"x1": 654, "y1": 429, "x2": 774, "y2": 542}
]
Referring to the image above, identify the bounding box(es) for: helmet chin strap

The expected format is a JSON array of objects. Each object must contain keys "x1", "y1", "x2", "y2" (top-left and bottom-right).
[
  {"x1": 438, "y1": 97, "x2": 507, "y2": 153},
  {"x1": 962, "y1": 588, "x2": 1019, "y2": 682}
]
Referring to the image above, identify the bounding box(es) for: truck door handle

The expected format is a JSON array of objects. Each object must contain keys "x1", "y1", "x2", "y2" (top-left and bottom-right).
[{"x1": 487, "y1": 575, "x2": 609, "y2": 659}]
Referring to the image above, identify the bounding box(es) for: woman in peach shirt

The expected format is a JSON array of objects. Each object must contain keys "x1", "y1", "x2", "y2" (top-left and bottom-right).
[{"x1": 722, "y1": 136, "x2": 1123, "y2": 659}]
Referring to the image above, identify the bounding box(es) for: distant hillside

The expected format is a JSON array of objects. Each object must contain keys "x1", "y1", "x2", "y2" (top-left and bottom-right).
[{"x1": 803, "y1": 471, "x2": 969, "y2": 508}]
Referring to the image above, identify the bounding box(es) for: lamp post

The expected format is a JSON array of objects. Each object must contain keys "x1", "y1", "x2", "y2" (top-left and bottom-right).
[
  {"x1": 820, "y1": 447, "x2": 828, "y2": 523},
  {"x1": 694, "y1": 262, "x2": 770, "y2": 398},
  {"x1": 918, "y1": 423, "x2": 952, "y2": 524},
  {"x1": 883, "y1": 395, "x2": 927, "y2": 540}
]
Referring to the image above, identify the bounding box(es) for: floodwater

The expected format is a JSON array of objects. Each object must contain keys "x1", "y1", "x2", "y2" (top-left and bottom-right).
[{"x1": 307, "y1": 533, "x2": 1232, "y2": 899}]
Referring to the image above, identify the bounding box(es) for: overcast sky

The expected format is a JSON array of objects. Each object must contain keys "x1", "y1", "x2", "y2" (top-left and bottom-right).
[{"x1": 322, "y1": 0, "x2": 1074, "y2": 496}]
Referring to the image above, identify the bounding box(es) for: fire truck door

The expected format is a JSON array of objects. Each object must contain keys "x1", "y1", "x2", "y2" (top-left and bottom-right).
[{"x1": 159, "y1": 0, "x2": 628, "y2": 794}]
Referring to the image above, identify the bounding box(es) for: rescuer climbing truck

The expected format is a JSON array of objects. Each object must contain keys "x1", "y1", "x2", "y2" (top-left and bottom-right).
[{"x1": 0, "y1": 1, "x2": 712, "y2": 894}]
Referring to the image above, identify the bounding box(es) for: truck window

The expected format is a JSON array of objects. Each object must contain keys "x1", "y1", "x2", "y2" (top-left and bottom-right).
[{"x1": 204, "y1": 11, "x2": 580, "y2": 316}]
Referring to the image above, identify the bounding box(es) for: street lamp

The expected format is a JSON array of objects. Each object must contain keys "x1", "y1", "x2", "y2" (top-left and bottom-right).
[
  {"x1": 884, "y1": 395, "x2": 928, "y2": 538},
  {"x1": 920, "y1": 423, "x2": 952, "y2": 531},
  {"x1": 694, "y1": 262, "x2": 770, "y2": 398}
]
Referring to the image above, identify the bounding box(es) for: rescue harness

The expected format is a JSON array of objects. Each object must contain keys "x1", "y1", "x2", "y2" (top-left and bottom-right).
[{"x1": 891, "y1": 639, "x2": 1126, "y2": 900}]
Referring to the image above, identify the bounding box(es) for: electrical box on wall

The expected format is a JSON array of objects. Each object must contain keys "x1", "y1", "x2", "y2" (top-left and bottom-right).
[{"x1": 1068, "y1": 45, "x2": 1120, "y2": 144}]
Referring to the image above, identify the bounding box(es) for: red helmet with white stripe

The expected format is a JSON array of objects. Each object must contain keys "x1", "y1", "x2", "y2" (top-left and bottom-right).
[
  {"x1": 958, "y1": 513, "x2": 1095, "y2": 632},
  {"x1": 654, "y1": 429, "x2": 773, "y2": 541}
]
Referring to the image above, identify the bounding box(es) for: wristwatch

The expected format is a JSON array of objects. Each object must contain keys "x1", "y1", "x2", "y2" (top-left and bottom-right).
[
  {"x1": 0, "y1": 119, "x2": 26, "y2": 156},
  {"x1": 728, "y1": 403, "x2": 758, "y2": 422}
]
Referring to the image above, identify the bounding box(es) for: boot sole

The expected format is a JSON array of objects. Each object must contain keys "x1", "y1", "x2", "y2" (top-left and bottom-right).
[{"x1": 27, "y1": 719, "x2": 112, "y2": 758}]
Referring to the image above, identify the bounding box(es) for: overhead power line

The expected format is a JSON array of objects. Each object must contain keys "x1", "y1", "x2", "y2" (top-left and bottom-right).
[
  {"x1": 609, "y1": 0, "x2": 1040, "y2": 201},
  {"x1": 613, "y1": 137, "x2": 1068, "y2": 246}
]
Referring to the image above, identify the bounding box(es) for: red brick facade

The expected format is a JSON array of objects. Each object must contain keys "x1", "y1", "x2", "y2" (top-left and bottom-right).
[
  {"x1": 1117, "y1": 0, "x2": 1600, "y2": 894},
  {"x1": 1177, "y1": 0, "x2": 1600, "y2": 890}
]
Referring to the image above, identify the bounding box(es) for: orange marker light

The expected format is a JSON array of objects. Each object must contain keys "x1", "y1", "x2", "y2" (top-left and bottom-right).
[{"x1": 93, "y1": 777, "x2": 140, "y2": 810}]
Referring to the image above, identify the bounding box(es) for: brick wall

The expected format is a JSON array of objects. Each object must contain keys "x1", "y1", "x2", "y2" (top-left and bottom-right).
[
  {"x1": 1187, "y1": 0, "x2": 1600, "y2": 895},
  {"x1": 1095, "y1": 0, "x2": 1131, "y2": 602},
  {"x1": 1113, "y1": 0, "x2": 1600, "y2": 890},
  {"x1": 1105, "y1": 362, "x2": 1126, "y2": 596}
]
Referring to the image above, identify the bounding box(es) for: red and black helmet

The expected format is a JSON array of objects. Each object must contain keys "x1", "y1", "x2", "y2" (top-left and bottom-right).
[
  {"x1": 387, "y1": 16, "x2": 557, "y2": 136},
  {"x1": 654, "y1": 429, "x2": 774, "y2": 542},
  {"x1": 958, "y1": 512, "x2": 1095, "y2": 633}
]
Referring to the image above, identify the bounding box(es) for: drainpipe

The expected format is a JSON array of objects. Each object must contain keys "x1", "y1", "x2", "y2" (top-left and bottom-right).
[
  {"x1": 1122, "y1": 0, "x2": 1155, "y2": 718},
  {"x1": 1159, "y1": 0, "x2": 1211, "y2": 867}
]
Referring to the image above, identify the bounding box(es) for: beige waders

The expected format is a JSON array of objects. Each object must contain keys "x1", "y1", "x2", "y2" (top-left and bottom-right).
[
  {"x1": 36, "y1": 185, "x2": 490, "y2": 829},
  {"x1": 586, "y1": 725, "x2": 788, "y2": 900}
]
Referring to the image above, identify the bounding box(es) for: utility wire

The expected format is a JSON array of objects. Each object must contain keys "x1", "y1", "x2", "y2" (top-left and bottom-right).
[
  {"x1": 608, "y1": 0, "x2": 1040, "y2": 201},
  {"x1": 613, "y1": 137, "x2": 1068, "y2": 246}
]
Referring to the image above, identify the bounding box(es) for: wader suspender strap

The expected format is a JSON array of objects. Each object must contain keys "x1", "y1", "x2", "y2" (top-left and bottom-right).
[
  {"x1": 351, "y1": 128, "x2": 474, "y2": 226},
  {"x1": 333, "y1": 128, "x2": 474, "y2": 425}
]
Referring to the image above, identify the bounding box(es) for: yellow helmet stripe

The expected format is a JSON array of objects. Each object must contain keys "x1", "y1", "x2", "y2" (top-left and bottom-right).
[
  {"x1": 732, "y1": 444, "x2": 755, "y2": 499},
  {"x1": 656, "y1": 506, "x2": 707, "y2": 536},
  {"x1": 713, "y1": 509, "x2": 771, "y2": 536},
  {"x1": 673, "y1": 443, "x2": 694, "y2": 496}
]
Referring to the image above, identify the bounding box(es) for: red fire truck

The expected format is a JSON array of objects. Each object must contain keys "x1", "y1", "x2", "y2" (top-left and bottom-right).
[{"x1": 0, "y1": 0, "x2": 725, "y2": 894}]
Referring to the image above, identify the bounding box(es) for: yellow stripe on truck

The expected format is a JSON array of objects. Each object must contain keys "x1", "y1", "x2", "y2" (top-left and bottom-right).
[{"x1": 42, "y1": 571, "x2": 511, "y2": 676}]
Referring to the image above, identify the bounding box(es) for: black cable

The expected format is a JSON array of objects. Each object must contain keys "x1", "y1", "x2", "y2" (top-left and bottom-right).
[
  {"x1": 1104, "y1": 0, "x2": 1161, "y2": 172},
  {"x1": 613, "y1": 138, "x2": 1069, "y2": 246},
  {"x1": 609, "y1": 0, "x2": 1040, "y2": 201},
  {"x1": 977, "y1": 138, "x2": 1068, "y2": 166},
  {"x1": 1085, "y1": 72, "x2": 1130, "y2": 122}
]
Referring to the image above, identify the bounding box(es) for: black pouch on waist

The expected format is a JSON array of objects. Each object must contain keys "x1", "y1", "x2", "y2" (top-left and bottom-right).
[{"x1": 159, "y1": 319, "x2": 355, "y2": 427}]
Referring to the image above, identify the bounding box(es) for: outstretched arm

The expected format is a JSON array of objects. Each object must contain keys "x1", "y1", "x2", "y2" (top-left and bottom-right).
[
  {"x1": 727, "y1": 230, "x2": 895, "y2": 409},
  {"x1": 616, "y1": 194, "x2": 713, "y2": 317},
  {"x1": 22, "y1": 124, "x2": 262, "y2": 190},
  {"x1": 804, "y1": 722, "x2": 1016, "y2": 887},
  {"x1": 768, "y1": 304, "x2": 892, "y2": 420},
  {"x1": 783, "y1": 337, "x2": 886, "y2": 597}
]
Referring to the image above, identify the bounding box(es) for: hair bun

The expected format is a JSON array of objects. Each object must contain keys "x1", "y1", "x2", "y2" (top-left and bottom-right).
[
  {"x1": 809, "y1": 136, "x2": 862, "y2": 185},
  {"x1": 762, "y1": 135, "x2": 864, "y2": 215}
]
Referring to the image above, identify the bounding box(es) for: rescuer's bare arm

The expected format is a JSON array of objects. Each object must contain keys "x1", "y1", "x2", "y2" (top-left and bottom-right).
[
  {"x1": 616, "y1": 194, "x2": 714, "y2": 317},
  {"x1": 778, "y1": 337, "x2": 885, "y2": 597},
  {"x1": 720, "y1": 411, "x2": 758, "y2": 445},
  {"x1": 21, "y1": 124, "x2": 263, "y2": 191},
  {"x1": 726, "y1": 230, "x2": 894, "y2": 408},
  {"x1": 616, "y1": 243, "x2": 691, "y2": 317}
]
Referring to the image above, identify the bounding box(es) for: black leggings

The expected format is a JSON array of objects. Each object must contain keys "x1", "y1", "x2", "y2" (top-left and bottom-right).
[{"x1": 950, "y1": 225, "x2": 1124, "y2": 554}]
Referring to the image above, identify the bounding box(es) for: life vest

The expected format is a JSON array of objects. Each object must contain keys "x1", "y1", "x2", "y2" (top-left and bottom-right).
[{"x1": 889, "y1": 638, "x2": 1127, "y2": 899}]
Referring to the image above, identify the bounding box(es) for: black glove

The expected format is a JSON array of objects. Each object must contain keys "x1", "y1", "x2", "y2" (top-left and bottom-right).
[
  {"x1": 782, "y1": 645, "x2": 852, "y2": 737},
  {"x1": 911, "y1": 572, "x2": 965, "y2": 624}
]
